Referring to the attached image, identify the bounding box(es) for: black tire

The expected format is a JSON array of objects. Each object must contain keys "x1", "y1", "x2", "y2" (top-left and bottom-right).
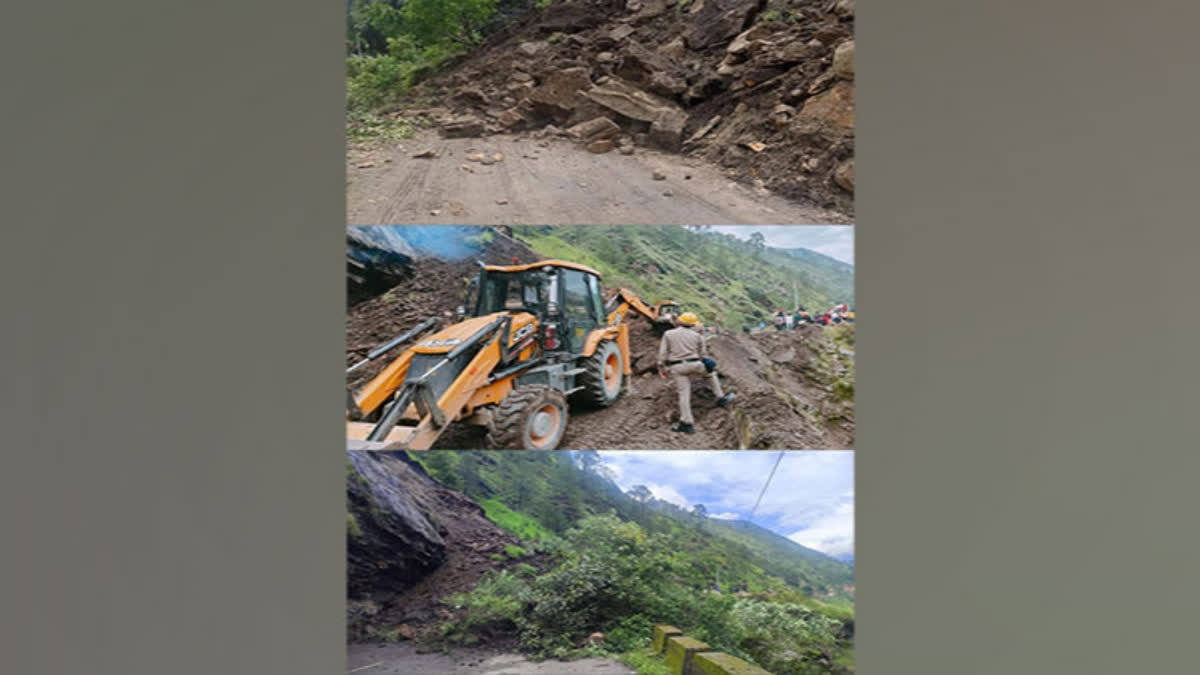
[
  {"x1": 485, "y1": 385, "x2": 568, "y2": 450},
  {"x1": 575, "y1": 340, "x2": 623, "y2": 407}
]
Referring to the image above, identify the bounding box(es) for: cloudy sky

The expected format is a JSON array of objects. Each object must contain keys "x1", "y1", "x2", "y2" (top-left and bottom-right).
[
  {"x1": 596, "y1": 451, "x2": 855, "y2": 558},
  {"x1": 710, "y1": 225, "x2": 855, "y2": 265}
]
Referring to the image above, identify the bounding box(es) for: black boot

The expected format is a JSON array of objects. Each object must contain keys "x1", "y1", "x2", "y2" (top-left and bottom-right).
[
  {"x1": 671, "y1": 422, "x2": 695, "y2": 433},
  {"x1": 716, "y1": 393, "x2": 735, "y2": 408}
]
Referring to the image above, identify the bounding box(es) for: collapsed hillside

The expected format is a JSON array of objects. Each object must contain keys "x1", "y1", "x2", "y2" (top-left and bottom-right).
[
  {"x1": 345, "y1": 226, "x2": 854, "y2": 449},
  {"x1": 347, "y1": 451, "x2": 532, "y2": 643},
  {"x1": 392, "y1": 0, "x2": 855, "y2": 214}
]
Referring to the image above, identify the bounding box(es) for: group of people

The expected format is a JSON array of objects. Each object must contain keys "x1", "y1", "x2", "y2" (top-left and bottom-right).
[{"x1": 758, "y1": 303, "x2": 854, "y2": 332}]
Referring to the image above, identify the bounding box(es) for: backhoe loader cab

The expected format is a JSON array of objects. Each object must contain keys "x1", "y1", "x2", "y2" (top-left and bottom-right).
[
  {"x1": 655, "y1": 302, "x2": 681, "y2": 324},
  {"x1": 346, "y1": 260, "x2": 631, "y2": 452}
]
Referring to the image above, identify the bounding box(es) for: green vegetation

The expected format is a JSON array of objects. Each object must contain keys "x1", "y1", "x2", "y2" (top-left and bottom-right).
[
  {"x1": 444, "y1": 514, "x2": 852, "y2": 673},
  {"x1": 346, "y1": 512, "x2": 363, "y2": 539},
  {"x1": 417, "y1": 451, "x2": 854, "y2": 673},
  {"x1": 346, "y1": 0, "x2": 547, "y2": 118},
  {"x1": 511, "y1": 226, "x2": 854, "y2": 330},
  {"x1": 479, "y1": 498, "x2": 553, "y2": 541}
]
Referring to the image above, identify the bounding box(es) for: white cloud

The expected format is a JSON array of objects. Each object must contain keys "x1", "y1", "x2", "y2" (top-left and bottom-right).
[
  {"x1": 597, "y1": 451, "x2": 854, "y2": 554},
  {"x1": 710, "y1": 225, "x2": 855, "y2": 265},
  {"x1": 788, "y1": 501, "x2": 855, "y2": 557},
  {"x1": 645, "y1": 483, "x2": 690, "y2": 509}
]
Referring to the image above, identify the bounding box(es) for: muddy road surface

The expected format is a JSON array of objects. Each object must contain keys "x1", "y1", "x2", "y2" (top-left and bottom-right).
[
  {"x1": 347, "y1": 131, "x2": 850, "y2": 226},
  {"x1": 347, "y1": 643, "x2": 634, "y2": 675}
]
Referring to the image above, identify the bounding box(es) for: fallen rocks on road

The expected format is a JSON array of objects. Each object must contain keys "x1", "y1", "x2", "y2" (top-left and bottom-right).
[
  {"x1": 587, "y1": 139, "x2": 615, "y2": 153},
  {"x1": 374, "y1": 0, "x2": 856, "y2": 214},
  {"x1": 440, "y1": 116, "x2": 486, "y2": 138},
  {"x1": 566, "y1": 116, "x2": 621, "y2": 142}
]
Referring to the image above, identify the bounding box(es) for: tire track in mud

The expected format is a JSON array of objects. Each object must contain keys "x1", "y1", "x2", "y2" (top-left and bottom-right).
[{"x1": 347, "y1": 131, "x2": 849, "y2": 225}]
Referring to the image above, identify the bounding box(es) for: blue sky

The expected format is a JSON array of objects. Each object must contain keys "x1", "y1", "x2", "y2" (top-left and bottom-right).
[
  {"x1": 596, "y1": 451, "x2": 855, "y2": 558},
  {"x1": 710, "y1": 225, "x2": 855, "y2": 265}
]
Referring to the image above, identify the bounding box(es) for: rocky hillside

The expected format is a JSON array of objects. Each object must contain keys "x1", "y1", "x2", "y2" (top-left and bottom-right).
[{"x1": 399, "y1": 0, "x2": 855, "y2": 213}]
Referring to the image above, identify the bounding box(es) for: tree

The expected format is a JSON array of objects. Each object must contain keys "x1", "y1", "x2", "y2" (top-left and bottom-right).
[
  {"x1": 748, "y1": 231, "x2": 766, "y2": 257},
  {"x1": 692, "y1": 503, "x2": 708, "y2": 520},
  {"x1": 402, "y1": 0, "x2": 499, "y2": 46},
  {"x1": 628, "y1": 485, "x2": 653, "y2": 503}
]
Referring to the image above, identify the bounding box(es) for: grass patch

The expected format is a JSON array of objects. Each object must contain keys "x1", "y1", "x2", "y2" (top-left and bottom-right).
[
  {"x1": 480, "y1": 498, "x2": 553, "y2": 541},
  {"x1": 347, "y1": 109, "x2": 417, "y2": 143},
  {"x1": 616, "y1": 650, "x2": 672, "y2": 675}
]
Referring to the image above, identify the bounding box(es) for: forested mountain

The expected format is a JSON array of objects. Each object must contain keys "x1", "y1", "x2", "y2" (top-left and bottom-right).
[
  {"x1": 511, "y1": 226, "x2": 855, "y2": 329},
  {"x1": 415, "y1": 450, "x2": 854, "y2": 597}
]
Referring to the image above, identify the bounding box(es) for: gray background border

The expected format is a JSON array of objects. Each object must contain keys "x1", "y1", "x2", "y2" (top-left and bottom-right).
[{"x1": 6, "y1": 1, "x2": 1200, "y2": 673}]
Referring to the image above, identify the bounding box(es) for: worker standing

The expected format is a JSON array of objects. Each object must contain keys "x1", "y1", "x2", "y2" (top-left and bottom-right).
[{"x1": 658, "y1": 312, "x2": 734, "y2": 433}]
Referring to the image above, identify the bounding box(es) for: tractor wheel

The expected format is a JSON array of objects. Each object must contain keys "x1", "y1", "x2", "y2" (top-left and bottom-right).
[
  {"x1": 486, "y1": 385, "x2": 569, "y2": 450},
  {"x1": 575, "y1": 340, "x2": 624, "y2": 407}
]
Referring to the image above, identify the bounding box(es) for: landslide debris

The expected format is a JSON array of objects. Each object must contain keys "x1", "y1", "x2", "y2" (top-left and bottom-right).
[
  {"x1": 393, "y1": 0, "x2": 855, "y2": 214},
  {"x1": 347, "y1": 451, "x2": 524, "y2": 642}
]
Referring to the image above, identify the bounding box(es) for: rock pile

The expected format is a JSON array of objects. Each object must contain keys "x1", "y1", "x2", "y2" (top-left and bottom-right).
[{"x1": 400, "y1": 0, "x2": 855, "y2": 213}]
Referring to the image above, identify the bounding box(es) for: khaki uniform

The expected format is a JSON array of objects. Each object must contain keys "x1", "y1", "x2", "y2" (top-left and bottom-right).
[{"x1": 658, "y1": 326, "x2": 724, "y2": 425}]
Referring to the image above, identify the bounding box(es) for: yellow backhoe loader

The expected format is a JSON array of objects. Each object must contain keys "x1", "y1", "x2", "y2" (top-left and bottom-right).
[
  {"x1": 346, "y1": 260, "x2": 632, "y2": 451},
  {"x1": 605, "y1": 287, "x2": 681, "y2": 332}
]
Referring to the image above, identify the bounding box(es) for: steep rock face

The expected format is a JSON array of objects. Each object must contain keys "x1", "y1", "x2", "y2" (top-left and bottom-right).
[{"x1": 346, "y1": 452, "x2": 447, "y2": 599}]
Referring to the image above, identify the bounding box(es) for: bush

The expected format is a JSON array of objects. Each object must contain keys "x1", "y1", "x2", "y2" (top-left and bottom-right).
[
  {"x1": 514, "y1": 515, "x2": 692, "y2": 655},
  {"x1": 445, "y1": 569, "x2": 530, "y2": 634},
  {"x1": 346, "y1": 38, "x2": 462, "y2": 113},
  {"x1": 726, "y1": 600, "x2": 843, "y2": 674}
]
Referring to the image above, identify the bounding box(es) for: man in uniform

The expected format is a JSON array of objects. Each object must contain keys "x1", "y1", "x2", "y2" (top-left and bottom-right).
[{"x1": 657, "y1": 312, "x2": 735, "y2": 433}]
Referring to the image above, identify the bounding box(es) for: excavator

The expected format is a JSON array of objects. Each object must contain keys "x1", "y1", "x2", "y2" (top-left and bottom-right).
[
  {"x1": 346, "y1": 259, "x2": 634, "y2": 451},
  {"x1": 605, "y1": 287, "x2": 681, "y2": 333}
]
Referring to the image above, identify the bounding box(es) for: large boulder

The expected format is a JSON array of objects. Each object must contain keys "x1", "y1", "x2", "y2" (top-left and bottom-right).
[
  {"x1": 649, "y1": 110, "x2": 687, "y2": 151},
  {"x1": 583, "y1": 77, "x2": 683, "y2": 123},
  {"x1": 683, "y1": 0, "x2": 763, "y2": 50},
  {"x1": 832, "y1": 40, "x2": 855, "y2": 80},
  {"x1": 527, "y1": 67, "x2": 594, "y2": 121},
  {"x1": 798, "y1": 80, "x2": 855, "y2": 132},
  {"x1": 346, "y1": 452, "x2": 447, "y2": 599},
  {"x1": 567, "y1": 116, "x2": 622, "y2": 142},
  {"x1": 440, "y1": 116, "x2": 486, "y2": 138}
]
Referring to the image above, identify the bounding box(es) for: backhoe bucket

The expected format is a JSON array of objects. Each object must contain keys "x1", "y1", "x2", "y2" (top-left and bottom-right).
[{"x1": 346, "y1": 315, "x2": 508, "y2": 451}]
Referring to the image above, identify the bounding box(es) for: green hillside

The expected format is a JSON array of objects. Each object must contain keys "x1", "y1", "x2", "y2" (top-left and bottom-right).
[
  {"x1": 509, "y1": 226, "x2": 854, "y2": 329},
  {"x1": 409, "y1": 450, "x2": 855, "y2": 674}
]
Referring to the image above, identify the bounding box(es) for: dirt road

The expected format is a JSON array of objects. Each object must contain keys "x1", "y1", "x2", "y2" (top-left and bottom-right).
[
  {"x1": 347, "y1": 131, "x2": 850, "y2": 226},
  {"x1": 347, "y1": 643, "x2": 634, "y2": 675}
]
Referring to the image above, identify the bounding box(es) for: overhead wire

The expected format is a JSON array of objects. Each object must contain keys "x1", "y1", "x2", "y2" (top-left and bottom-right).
[{"x1": 748, "y1": 450, "x2": 786, "y2": 520}]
